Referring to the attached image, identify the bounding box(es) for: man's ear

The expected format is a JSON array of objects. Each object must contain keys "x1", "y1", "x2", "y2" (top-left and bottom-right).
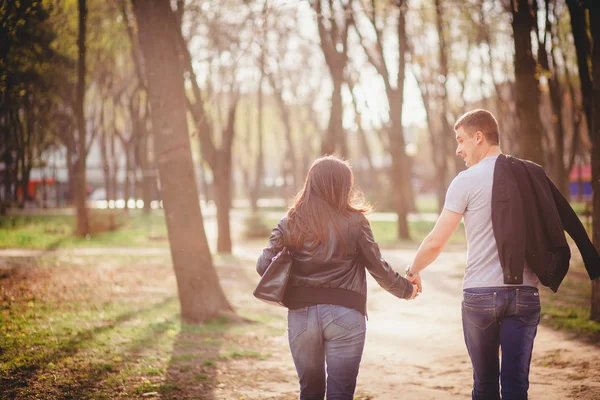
[{"x1": 475, "y1": 131, "x2": 484, "y2": 144}]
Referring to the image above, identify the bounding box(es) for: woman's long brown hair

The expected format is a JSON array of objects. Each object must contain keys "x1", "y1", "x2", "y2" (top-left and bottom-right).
[{"x1": 286, "y1": 156, "x2": 371, "y2": 252}]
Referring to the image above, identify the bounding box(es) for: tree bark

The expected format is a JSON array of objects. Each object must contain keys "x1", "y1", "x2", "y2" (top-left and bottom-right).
[
  {"x1": 511, "y1": 0, "x2": 544, "y2": 165},
  {"x1": 171, "y1": 10, "x2": 236, "y2": 254},
  {"x1": 215, "y1": 99, "x2": 238, "y2": 254},
  {"x1": 75, "y1": 0, "x2": 90, "y2": 236},
  {"x1": 354, "y1": 0, "x2": 414, "y2": 238},
  {"x1": 538, "y1": 0, "x2": 568, "y2": 196},
  {"x1": 268, "y1": 71, "x2": 298, "y2": 194},
  {"x1": 567, "y1": 0, "x2": 593, "y2": 133},
  {"x1": 132, "y1": 0, "x2": 233, "y2": 323},
  {"x1": 391, "y1": 1, "x2": 413, "y2": 239},
  {"x1": 123, "y1": 143, "x2": 131, "y2": 213},
  {"x1": 250, "y1": 21, "x2": 267, "y2": 213},
  {"x1": 314, "y1": 0, "x2": 351, "y2": 157},
  {"x1": 589, "y1": 4, "x2": 600, "y2": 322},
  {"x1": 434, "y1": 0, "x2": 454, "y2": 180}
]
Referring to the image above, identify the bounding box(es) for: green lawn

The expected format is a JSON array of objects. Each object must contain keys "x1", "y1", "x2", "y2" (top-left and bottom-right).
[
  {"x1": 0, "y1": 212, "x2": 168, "y2": 249},
  {"x1": 0, "y1": 254, "x2": 283, "y2": 399},
  {"x1": 1, "y1": 211, "x2": 465, "y2": 250},
  {"x1": 539, "y1": 263, "x2": 600, "y2": 343},
  {"x1": 263, "y1": 217, "x2": 465, "y2": 248}
]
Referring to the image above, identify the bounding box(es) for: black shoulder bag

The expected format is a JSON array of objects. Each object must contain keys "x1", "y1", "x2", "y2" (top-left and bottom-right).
[{"x1": 253, "y1": 248, "x2": 293, "y2": 307}]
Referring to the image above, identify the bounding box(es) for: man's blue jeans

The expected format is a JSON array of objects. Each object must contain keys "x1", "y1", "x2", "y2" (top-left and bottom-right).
[
  {"x1": 462, "y1": 286, "x2": 540, "y2": 400},
  {"x1": 287, "y1": 304, "x2": 366, "y2": 400}
]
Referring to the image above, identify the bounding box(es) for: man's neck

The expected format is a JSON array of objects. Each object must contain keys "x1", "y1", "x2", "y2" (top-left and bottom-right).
[{"x1": 481, "y1": 146, "x2": 502, "y2": 160}]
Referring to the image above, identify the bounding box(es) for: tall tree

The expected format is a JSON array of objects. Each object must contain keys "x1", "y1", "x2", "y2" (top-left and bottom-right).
[
  {"x1": 75, "y1": 0, "x2": 90, "y2": 236},
  {"x1": 434, "y1": 0, "x2": 454, "y2": 176},
  {"x1": 589, "y1": 3, "x2": 600, "y2": 322},
  {"x1": 172, "y1": 1, "x2": 245, "y2": 254},
  {"x1": 510, "y1": 0, "x2": 544, "y2": 165},
  {"x1": 354, "y1": 0, "x2": 414, "y2": 239},
  {"x1": 131, "y1": 0, "x2": 234, "y2": 323},
  {"x1": 313, "y1": 0, "x2": 352, "y2": 157},
  {"x1": 566, "y1": 0, "x2": 593, "y2": 132},
  {"x1": 537, "y1": 0, "x2": 568, "y2": 195},
  {"x1": 566, "y1": 0, "x2": 600, "y2": 321}
]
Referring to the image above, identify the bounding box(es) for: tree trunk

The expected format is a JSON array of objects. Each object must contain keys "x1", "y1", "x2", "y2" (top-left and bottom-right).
[
  {"x1": 123, "y1": 143, "x2": 131, "y2": 213},
  {"x1": 511, "y1": 0, "x2": 544, "y2": 165},
  {"x1": 589, "y1": 5, "x2": 600, "y2": 322},
  {"x1": 314, "y1": 0, "x2": 350, "y2": 158},
  {"x1": 110, "y1": 118, "x2": 119, "y2": 202},
  {"x1": 215, "y1": 161, "x2": 232, "y2": 253},
  {"x1": 66, "y1": 150, "x2": 75, "y2": 205},
  {"x1": 215, "y1": 99, "x2": 238, "y2": 254},
  {"x1": 198, "y1": 158, "x2": 210, "y2": 202},
  {"x1": 389, "y1": 2, "x2": 414, "y2": 239},
  {"x1": 99, "y1": 104, "x2": 113, "y2": 206},
  {"x1": 567, "y1": 0, "x2": 593, "y2": 133},
  {"x1": 251, "y1": 48, "x2": 265, "y2": 214},
  {"x1": 141, "y1": 136, "x2": 154, "y2": 214},
  {"x1": 434, "y1": 0, "x2": 455, "y2": 180},
  {"x1": 23, "y1": 93, "x2": 34, "y2": 204},
  {"x1": 538, "y1": 0, "x2": 568, "y2": 196},
  {"x1": 75, "y1": 0, "x2": 89, "y2": 236},
  {"x1": 323, "y1": 75, "x2": 347, "y2": 157},
  {"x1": 389, "y1": 91, "x2": 412, "y2": 240},
  {"x1": 347, "y1": 75, "x2": 378, "y2": 195},
  {"x1": 269, "y1": 73, "x2": 298, "y2": 195},
  {"x1": 132, "y1": 0, "x2": 233, "y2": 323}
]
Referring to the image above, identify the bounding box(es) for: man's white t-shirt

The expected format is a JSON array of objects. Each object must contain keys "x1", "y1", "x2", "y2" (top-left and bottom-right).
[{"x1": 444, "y1": 155, "x2": 539, "y2": 289}]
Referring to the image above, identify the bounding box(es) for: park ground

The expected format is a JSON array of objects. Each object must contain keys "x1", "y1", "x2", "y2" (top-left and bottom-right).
[{"x1": 1, "y1": 208, "x2": 599, "y2": 399}]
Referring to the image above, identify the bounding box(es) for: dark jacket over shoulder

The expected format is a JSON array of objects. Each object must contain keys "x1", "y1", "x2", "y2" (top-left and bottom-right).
[
  {"x1": 256, "y1": 213, "x2": 413, "y2": 314},
  {"x1": 492, "y1": 154, "x2": 600, "y2": 292}
]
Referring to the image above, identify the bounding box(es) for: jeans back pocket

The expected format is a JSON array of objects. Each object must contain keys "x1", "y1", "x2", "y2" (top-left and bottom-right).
[
  {"x1": 516, "y1": 288, "x2": 540, "y2": 326},
  {"x1": 331, "y1": 306, "x2": 364, "y2": 331},
  {"x1": 462, "y1": 291, "x2": 497, "y2": 330},
  {"x1": 288, "y1": 307, "x2": 309, "y2": 343}
]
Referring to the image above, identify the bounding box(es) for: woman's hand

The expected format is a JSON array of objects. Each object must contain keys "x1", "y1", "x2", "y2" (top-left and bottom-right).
[{"x1": 406, "y1": 284, "x2": 420, "y2": 300}]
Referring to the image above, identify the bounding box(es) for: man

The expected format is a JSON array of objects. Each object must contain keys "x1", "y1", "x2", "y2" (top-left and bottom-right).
[{"x1": 405, "y1": 109, "x2": 600, "y2": 399}]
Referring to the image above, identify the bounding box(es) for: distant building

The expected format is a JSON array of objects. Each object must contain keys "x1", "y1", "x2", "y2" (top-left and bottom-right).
[{"x1": 569, "y1": 164, "x2": 592, "y2": 201}]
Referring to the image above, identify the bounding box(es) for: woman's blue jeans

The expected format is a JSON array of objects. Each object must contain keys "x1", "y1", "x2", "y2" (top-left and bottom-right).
[
  {"x1": 462, "y1": 286, "x2": 540, "y2": 400},
  {"x1": 287, "y1": 304, "x2": 366, "y2": 400}
]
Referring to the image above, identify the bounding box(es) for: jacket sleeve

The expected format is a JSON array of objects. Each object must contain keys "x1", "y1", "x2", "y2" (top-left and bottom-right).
[
  {"x1": 256, "y1": 218, "x2": 286, "y2": 277},
  {"x1": 549, "y1": 178, "x2": 600, "y2": 280},
  {"x1": 357, "y1": 216, "x2": 414, "y2": 299}
]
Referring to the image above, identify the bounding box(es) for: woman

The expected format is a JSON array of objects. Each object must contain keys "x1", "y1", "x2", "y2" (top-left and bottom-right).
[{"x1": 256, "y1": 155, "x2": 418, "y2": 400}]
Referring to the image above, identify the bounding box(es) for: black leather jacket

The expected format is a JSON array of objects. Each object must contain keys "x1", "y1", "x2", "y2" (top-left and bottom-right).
[{"x1": 256, "y1": 212, "x2": 413, "y2": 314}]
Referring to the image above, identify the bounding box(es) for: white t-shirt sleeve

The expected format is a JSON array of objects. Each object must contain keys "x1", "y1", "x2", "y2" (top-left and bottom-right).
[{"x1": 444, "y1": 173, "x2": 469, "y2": 214}]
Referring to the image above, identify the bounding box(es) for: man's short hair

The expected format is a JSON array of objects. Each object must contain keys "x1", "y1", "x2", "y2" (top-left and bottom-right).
[{"x1": 454, "y1": 109, "x2": 500, "y2": 146}]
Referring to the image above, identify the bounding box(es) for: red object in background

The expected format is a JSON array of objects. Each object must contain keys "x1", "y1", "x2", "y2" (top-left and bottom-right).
[
  {"x1": 569, "y1": 164, "x2": 591, "y2": 182},
  {"x1": 16, "y1": 178, "x2": 56, "y2": 199}
]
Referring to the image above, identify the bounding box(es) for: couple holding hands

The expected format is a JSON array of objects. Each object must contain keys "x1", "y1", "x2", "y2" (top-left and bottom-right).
[{"x1": 256, "y1": 109, "x2": 600, "y2": 400}]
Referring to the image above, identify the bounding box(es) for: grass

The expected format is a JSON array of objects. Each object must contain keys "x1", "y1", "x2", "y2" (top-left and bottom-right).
[
  {"x1": 539, "y1": 263, "x2": 600, "y2": 343},
  {"x1": 263, "y1": 217, "x2": 466, "y2": 248},
  {"x1": 1, "y1": 209, "x2": 465, "y2": 250},
  {"x1": 0, "y1": 211, "x2": 169, "y2": 249},
  {"x1": 0, "y1": 253, "x2": 286, "y2": 399},
  {"x1": 370, "y1": 218, "x2": 465, "y2": 246}
]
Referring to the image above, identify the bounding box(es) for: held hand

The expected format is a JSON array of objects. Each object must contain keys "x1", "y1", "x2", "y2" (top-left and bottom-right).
[
  {"x1": 406, "y1": 273, "x2": 423, "y2": 294},
  {"x1": 406, "y1": 284, "x2": 419, "y2": 300}
]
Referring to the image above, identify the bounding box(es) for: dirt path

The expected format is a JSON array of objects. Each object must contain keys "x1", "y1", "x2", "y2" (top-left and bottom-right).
[
  {"x1": 2, "y1": 246, "x2": 599, "y2": 399},
  {"x1": 232, "y1": 247, "x2": 600, "y2": 400}
]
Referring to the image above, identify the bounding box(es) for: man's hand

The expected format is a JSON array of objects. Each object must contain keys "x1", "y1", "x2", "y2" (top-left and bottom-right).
[
  {"x1": 406, "y1": 273, "x2": 422, "y2": 293},
  {"x1": 406, "y1": 284, "x2": 419, "y2": 300}
]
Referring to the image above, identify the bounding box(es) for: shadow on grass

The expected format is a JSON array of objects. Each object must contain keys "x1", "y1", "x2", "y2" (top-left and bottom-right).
[
  {"x1": 45, "y1": 236, "x2": 67, "y2": 252},
  {"x1": 161, "y1": 317, "x2": 235, "y2": 399},
  {"x1": 0, "y1": 296, "x2": 177, "y2": 398}
]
